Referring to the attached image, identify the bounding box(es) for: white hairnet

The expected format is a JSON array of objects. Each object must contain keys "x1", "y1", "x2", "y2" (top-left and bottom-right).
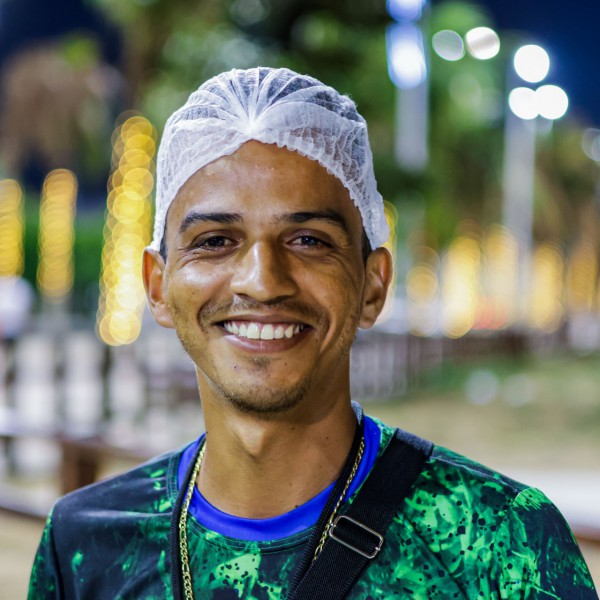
[{"x1": 151, "y1": 67, "x2": 389, "y2": 251}]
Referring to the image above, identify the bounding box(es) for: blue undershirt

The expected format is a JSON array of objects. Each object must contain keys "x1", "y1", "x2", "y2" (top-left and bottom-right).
[{"x1": 177, "y1": 415, "x2": 381, "y2": 541}]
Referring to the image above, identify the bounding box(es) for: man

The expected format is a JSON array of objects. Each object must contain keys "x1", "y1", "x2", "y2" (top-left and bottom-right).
[{"x1": 29, "y1": 67, "x2": 596, "y2": 599}]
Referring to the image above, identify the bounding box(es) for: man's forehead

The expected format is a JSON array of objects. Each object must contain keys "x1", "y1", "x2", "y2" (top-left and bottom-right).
[{"x1": 167, "y1": 142, "x2": 362, "y2": 227}]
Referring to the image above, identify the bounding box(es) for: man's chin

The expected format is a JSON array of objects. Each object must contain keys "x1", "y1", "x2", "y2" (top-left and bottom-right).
[{"x1": 216, "y1": 380, "x2": 310, "y2": 417}]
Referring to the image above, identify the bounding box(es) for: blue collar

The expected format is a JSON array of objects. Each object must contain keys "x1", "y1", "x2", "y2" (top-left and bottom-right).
[{"x1": 177, "y1": 415, "x2": 381, "y2": 541}]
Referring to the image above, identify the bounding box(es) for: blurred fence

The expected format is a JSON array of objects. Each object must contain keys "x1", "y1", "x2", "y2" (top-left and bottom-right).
[{"x1": 0, "y1": 320, "x2": 577, "y2": 501}]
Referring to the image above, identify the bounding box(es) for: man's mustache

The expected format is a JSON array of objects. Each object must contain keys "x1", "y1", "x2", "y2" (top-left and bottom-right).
[{"x1": 199, "y1": 297, "x2": 327, "y2": 327}]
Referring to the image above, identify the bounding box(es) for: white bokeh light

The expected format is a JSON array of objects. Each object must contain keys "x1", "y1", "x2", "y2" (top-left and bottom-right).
[
  {"x1": 508, "y1": 87, "x2": 538, "y2": 120},
  {"x1": 465, "y1": 27, "x2": 500, "y2": 60},
  {"x1": 514, "y1": 45, "x2": 550, "y2": 83},
  {"x1": 582, "y1": 129, "x2": 600, "y2": 162},
  {"x1": 535, "y1": 85, "x2": 568, "y2": 120},
  {"x1": 387, "y1": 23, "x2": 427, "y2": 89},
  {"x1": 432, "y1": 30, "x2": 465, "y2": 62},
  {"x1": 387, "y1": 0, "x2": 427, "y2": 21}
]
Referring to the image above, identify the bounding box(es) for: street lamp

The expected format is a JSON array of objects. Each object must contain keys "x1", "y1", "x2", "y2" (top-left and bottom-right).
[
  {"x1": 503, "y1": 43, "x2": 569, "y2": 324},
  {"x1": 465, "y1": 27, "x2": 500, "y2": 60},
  {"x1": 386, "y1": 0, "x2": 429, "y2": 171},
  {"x1": 513, "y1": 45, "x2": 550, "y2": 83}
]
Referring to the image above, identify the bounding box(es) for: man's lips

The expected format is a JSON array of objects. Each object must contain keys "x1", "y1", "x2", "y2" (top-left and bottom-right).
[{"x1": 219, "y1": 319, "x2": 308, "y2": 341}]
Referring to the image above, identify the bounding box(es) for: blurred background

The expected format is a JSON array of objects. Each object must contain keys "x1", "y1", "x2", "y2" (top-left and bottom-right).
[{"x1": 0, "y1": 0, "x2": 599, "y2": 594}]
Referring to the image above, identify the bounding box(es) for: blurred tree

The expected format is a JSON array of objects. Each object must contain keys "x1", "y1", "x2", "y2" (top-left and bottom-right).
[
  {"x1": 0, "y1": 36, "x2": 120, "y2": 189},
  {"x1": 84, "y1": 0, "x2": 600, "y2": 256}
]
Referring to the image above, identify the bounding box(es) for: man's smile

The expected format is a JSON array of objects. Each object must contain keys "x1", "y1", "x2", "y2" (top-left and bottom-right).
[{"x1": 222, "y1": 320, "x2": 308, "y2": 340}]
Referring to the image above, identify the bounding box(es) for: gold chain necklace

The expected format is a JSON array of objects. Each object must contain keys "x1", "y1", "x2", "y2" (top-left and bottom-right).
[{"x1": 178, "y1": 436, "x2": 364, "y2": 600}]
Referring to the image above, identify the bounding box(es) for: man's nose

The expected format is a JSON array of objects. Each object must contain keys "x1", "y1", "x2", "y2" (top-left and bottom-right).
[{"x1": 229, "y1": 242, "x2": 297, "y2": 302}]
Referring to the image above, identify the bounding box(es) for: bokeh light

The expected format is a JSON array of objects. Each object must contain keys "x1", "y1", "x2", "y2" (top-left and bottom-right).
[
  {"x1": 97, "y1": 114, "x2": 157, "y2": 346},
  {"x1": 387, "y1": 23, "x2": 427, "y2": 89},
  {"x1": 527, "y1": 244, "x2": 564, "y2": 332},
  {"x1": 387, "y1": 0, "x2": 426, "y2": 22},
  {"x1": 0, "y1": 179, "x2": 24, "y2": 278},
  {"x1": 465, "y1": 27, "x2": 500, "y2": 60},
  {"x1": 514, "y1": 44, "x2": 550, "y2": 83},
  {"x1": 37, "y1": 170, "x2": 77, "y2": 301},
  {"x1": 441, "y1": 234, "x2": 481, "y2": 338},
  {"x1": 432, "y1": 30, "x2": 464, "y2": 62},
  {"x1": 536, "y1": 84, "x2": 568, "y2": 120},
  {"x1": 581, "y1": 128, "x2": 600, "y2": 162},
  {"x1": 406, "y1": 246, "x2": 440, "y2": 336},
  {"x1": 566, "y1": 240, "x2": 598, "y2": 314},
  {"x1": 508, "y1": 87, "x2": 538, "y2": 120},
  {"x1": 479, "y1": 226, "x2": 519, "y2": 329}
]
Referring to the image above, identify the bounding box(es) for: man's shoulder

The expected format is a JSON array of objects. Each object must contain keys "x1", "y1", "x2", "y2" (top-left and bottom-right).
[
  {"x1": 369, "y1": 416, "x2": 529, "y2": 504},
  {"x1": 428, "y1": 444, "x2": 528, "y2": 498},
  {"x1": 361, "y1": 422, "x2": 596, "y2": 597},
  {"x1": 52, "y1": 444, "x2": 184, "y2": 524},
  {"x1": 369, "y1": 417, "x2": 536, "y2": 531}
]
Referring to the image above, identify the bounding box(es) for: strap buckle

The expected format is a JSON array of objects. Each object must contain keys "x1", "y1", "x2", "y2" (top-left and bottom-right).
[{"x1": 328, "y1": 515, "x2": 384, "y2": 559}]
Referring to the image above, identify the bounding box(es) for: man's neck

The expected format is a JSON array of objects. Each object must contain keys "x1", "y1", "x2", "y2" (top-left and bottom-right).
[{"x1": 196, "y1": 396, "x2": 357, "y2": 519}]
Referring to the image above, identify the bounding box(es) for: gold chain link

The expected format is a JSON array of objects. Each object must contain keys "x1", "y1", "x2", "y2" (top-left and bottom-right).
[
  {"x1": 179, "y1": 442, "x2": 206, "y2": 600},
  {"x1": 311, "y1": 437, "x2": 364, "y2": 561},
  {"x1": 178, "y1": 432, "x2": 364, "y2": 598}
]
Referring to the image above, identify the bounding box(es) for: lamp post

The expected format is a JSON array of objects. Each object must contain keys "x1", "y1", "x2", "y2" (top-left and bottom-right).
[
  {"x1": 502, "y1": 44, "x2": 568, "y2": 322},
  {"x1": 386, "y1": 0, "x2": 429, "y2": 172}
]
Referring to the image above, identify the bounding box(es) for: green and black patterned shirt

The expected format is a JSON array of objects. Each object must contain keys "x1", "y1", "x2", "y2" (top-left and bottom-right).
[{"x1": 29, "y1": 418, "x2": 597, "y2": 599}]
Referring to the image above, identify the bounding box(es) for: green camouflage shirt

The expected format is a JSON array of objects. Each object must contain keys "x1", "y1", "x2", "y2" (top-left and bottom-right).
[{"x1": 29, "y1": 420, "x2": 597, "y2": 599}]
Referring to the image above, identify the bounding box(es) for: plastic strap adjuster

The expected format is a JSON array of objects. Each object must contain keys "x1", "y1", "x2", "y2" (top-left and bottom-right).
[{"x1": 328, "y1": 515, "x2": 384, "y2": 559}]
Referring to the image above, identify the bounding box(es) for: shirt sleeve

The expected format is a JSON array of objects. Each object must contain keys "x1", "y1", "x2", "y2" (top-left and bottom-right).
[
  {"x1": 28, "y1": 510, "x2": 64, "y2": 600},
  {"x1": 490, "y1": 487, "x2": 597, "y2": 599}
]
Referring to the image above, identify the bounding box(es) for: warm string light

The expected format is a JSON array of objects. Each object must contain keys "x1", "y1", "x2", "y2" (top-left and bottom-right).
[
  {"x1": 97, "y1": 115, "x2": 156, "y2": 346},
  {"x1": 0, "y1": 179, "x2": 24, "y2": 277},
  {"x1": 37, "y1": 169, "x2": 77, "y2": 301}
]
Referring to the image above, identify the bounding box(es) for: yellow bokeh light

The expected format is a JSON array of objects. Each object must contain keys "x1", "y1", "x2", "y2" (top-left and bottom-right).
[
  {"x1": 0, "y1": 179, "x2": 24, "y2": 277},
  {"x1": 566, "y1": 239, "x2": 597, "y2": 314},
  {"x1": 406, "y1": 256, "x2": 440, "y2": 337},
  {"x1": 479, "y1": 225, "x2": 519, "y2": 330},
  {"x1": 97, "y1": 114, "x2": 156, "y2": 346},
  {"x1": 527, "y1": 243, "x2": 564, "y2": 332},
  {"x1": 37, "y1": 169, "x2": 77, "y2": 302},
  {"x1": 441, "y1": 233, "x2": 481, "y2": 338}
]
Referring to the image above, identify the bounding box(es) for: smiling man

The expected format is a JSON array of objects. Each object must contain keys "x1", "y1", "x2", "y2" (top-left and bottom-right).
[{"x1": 29, "y1": 68, "x2": 596, "y2": 599}]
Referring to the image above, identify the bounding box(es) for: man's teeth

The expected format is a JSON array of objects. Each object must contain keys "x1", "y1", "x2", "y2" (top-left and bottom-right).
[{"x1": 223, "y1": 321, "x2": 304, "y2": 340}]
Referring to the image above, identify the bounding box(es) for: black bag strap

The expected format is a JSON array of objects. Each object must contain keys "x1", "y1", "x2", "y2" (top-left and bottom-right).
[{"x1": 287, "y1": 428, "x2": 433, "y2": 600}]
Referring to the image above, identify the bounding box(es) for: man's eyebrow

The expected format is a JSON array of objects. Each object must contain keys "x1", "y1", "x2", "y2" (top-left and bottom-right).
[
  {"x1": 277, "y1": 210, "x2": 349, "y2": 233},
  {"x1": 179, "y1": 211, "x2": 243, "y2": 235}
]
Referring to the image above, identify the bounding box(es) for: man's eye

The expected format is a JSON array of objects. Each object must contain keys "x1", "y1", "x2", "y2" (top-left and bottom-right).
[
  {"x1": 293, "y1": 235, "x2": 329, "y2": 248},
  {"x1": 195, "y1": 236, "x2": 232, "y2": 249}
]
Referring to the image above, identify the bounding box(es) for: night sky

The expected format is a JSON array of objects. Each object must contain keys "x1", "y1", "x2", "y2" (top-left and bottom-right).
[{"x1": 477, "y1": 0, "x2": 600, "y2": 125}]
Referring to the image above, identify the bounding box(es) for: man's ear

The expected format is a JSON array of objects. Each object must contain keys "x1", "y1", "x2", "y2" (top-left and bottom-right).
[
  {"x1": 142, "y1": 248, "x2": 175, "y2": 329},
  {"x1": 359, "y1": 247, "x2": 393, "y2": 329}
]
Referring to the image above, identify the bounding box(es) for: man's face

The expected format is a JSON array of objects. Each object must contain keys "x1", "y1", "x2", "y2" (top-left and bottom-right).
[{"x1": 144, "y1": 141, "x2": 390, "y2": 416}]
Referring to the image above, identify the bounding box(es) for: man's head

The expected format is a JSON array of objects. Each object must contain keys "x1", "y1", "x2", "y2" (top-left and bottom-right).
[{"x1": 143, "y1": 68, "x2": 392, "y2": 417}]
